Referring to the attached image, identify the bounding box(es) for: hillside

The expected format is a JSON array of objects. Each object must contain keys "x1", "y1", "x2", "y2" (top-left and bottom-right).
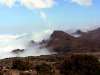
[{"x1": 42, "y1": 28, "x2": 100, "y2": 53}]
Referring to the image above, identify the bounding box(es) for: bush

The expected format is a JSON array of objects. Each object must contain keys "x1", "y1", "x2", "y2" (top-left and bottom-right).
[
  {"x1": 35, "y1": 63, "x2": 52, "y2": 75},
  {"x1": 60, "y1": 55, "x2": 100, "y2": 75},
  {"x1": 0, "y1": 71, "x2": 3, "y2": 75},
  {"x1": 12, "y1": 59, "x2": 32, "y2": 71}
]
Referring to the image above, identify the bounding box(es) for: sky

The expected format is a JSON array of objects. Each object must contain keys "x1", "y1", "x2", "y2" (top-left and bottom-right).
[
  {"x1": 0, "y1": 0, "x2": 100, "y2": 34},
  {"x1": 0, "y1": 0, "x2": 100, "y2": 59}
]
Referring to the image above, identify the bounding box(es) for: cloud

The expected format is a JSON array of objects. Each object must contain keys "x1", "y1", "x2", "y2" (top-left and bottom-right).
[
  {"x1": 40, "y1": 11, "x2": 47, "y2": 21},
  {"x1": 20, "y1": 0, "x2": 56, "y2": 9},
  {"x1": 0, "y1": 34, "x2": 27, "y2": 50},
  {"x1": 0, "y1": 35, "x2": 18, "y2": 41},
  {"x1": 0, "y1": 0, "x2": 56, "y2": 9},
  {"x1": 0, "y1": 0, "x2": 93, "y2": 8},
  {"x1": 32, "y1": 29, "x2": 53, "y2": 42},
  {"x1": 0, "y1": 30, "x2": 54, "y2": 59},
  {"x1": 0, "y1": 0, "x2": 16, "y2": 8},
  {"x1": 71, "y1": 0, "x2": 92, "y2": 6}
]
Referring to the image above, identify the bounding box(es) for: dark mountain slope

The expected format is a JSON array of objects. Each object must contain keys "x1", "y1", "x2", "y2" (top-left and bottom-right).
[{"x1": 44, "y1": 28, "x2": 100, "y2": 53}]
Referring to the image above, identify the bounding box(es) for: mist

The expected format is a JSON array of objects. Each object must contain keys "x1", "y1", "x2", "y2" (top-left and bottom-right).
[
  {"x1": 0, "y1": 29, "x2": 54, "y2": 59},
  {"x1": 0, "y1": 26, "x2": 99, "y2": 59}
]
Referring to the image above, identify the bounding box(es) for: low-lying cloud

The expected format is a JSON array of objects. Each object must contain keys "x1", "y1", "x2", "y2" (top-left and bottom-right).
[{"x1": 0, "y1": 29, "x2": 53, "y2": 59}]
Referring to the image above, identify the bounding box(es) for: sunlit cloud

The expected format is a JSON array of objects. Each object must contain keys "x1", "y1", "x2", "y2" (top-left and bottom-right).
[
  {"x1": 71, "y1": 0, "x2": 92, "y2": 6},
  {"x1": 0, "y1": 0, "x2": 93, "y2": 8},
  {"x1": 0, "y1": 0, "x2": 16, "y2": 8},
  {"x1": 20, "y1": 0, "x2": 56, "y2": 9},
  {"x1": 0, "y1": 0, "x2": 56, "y2": 9}
]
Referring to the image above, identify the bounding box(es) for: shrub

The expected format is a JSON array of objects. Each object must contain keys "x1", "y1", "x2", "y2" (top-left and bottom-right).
[
  {"x1": 35, "y1": 63, "x2": 52, "y2": 75},
  {"x1": 59, "y1": 55, "x2": 100, "y2": 75},
  {"x1": 0, "y1": 71, "x2": 3, "y2": 75},
  {"x1": 12, "y1": 59, "x2": 32, "y2": 71}
]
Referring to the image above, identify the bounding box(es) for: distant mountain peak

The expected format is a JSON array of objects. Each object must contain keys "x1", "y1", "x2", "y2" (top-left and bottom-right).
[{"x1": 50, "y1": 30, "x2": 74, "y2": 39}]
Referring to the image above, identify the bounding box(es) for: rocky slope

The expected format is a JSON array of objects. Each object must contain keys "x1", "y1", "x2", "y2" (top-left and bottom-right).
[{"x1": 43, "y1": 28, "x2": 100, "y2": 53}]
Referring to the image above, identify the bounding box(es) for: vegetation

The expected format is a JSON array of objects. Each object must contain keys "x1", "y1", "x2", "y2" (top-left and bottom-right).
[
  {"x1": 0, "y1": 71, "x2": 3, "y2": 75},
  {"x1": 12, "y1": 59, "x2": 32, "y2": 71},
  {"x1": 0, "y1": 54, "x2": 100, "y2": 75},
  {"x1": 59, "y1": 55, "x2": 100, "y2": 75},
  {"x1": 36, "y1": 63, "x2": 52, "y2": 75}
]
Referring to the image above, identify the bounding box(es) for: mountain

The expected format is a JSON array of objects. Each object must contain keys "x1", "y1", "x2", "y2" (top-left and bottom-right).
[
  {"x1": 43, "y1": 28, "x2": 100, "y2": 53},
  {"x1": 79, "y1": 28, "x2": 100, "y2": 42},
  {"x1": 71, "y1": 29, "x2": 85, "y2": 37},
  {"x1": 45, "y1": 31, "x2": 77, "y2": 53},
  {"x1": 78, "y1": 28, "x2": 100, "y2": 51}
]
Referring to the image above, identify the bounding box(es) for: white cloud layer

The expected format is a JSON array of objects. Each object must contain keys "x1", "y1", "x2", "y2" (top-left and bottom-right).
[
  {"x1": 0, "y1": 0, "x2": 56, "y2": 9},
  {"x1": 21, "y1": 0, "x2": 55, "y2": 9},
  {"x1": 71, "y1": 0, "x2": 92, "y2": 6},
  {"x1": 0, "y1": 0, "x2": 93, "y2": 9},
  {"x1": 0, "y1": 29, "x2": 54, "y2": 59}
]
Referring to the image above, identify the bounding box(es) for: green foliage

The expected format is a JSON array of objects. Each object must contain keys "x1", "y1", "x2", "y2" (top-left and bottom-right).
[
  {"x1": 60, "y1": 55, "x2": 100, "y2": 75},
  {"x1": 12, "y1": 59, "x2": 32, "y2": 71}
]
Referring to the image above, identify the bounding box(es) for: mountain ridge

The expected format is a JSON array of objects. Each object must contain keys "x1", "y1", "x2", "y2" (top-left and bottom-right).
[{"x1": 42, "y1": 28, "x2": 100, "y2": 53}]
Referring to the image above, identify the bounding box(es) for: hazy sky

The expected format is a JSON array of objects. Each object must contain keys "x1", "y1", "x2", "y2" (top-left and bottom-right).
[{"x1": 0, "y1": 0, "x2": 100, "y2": 34}]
